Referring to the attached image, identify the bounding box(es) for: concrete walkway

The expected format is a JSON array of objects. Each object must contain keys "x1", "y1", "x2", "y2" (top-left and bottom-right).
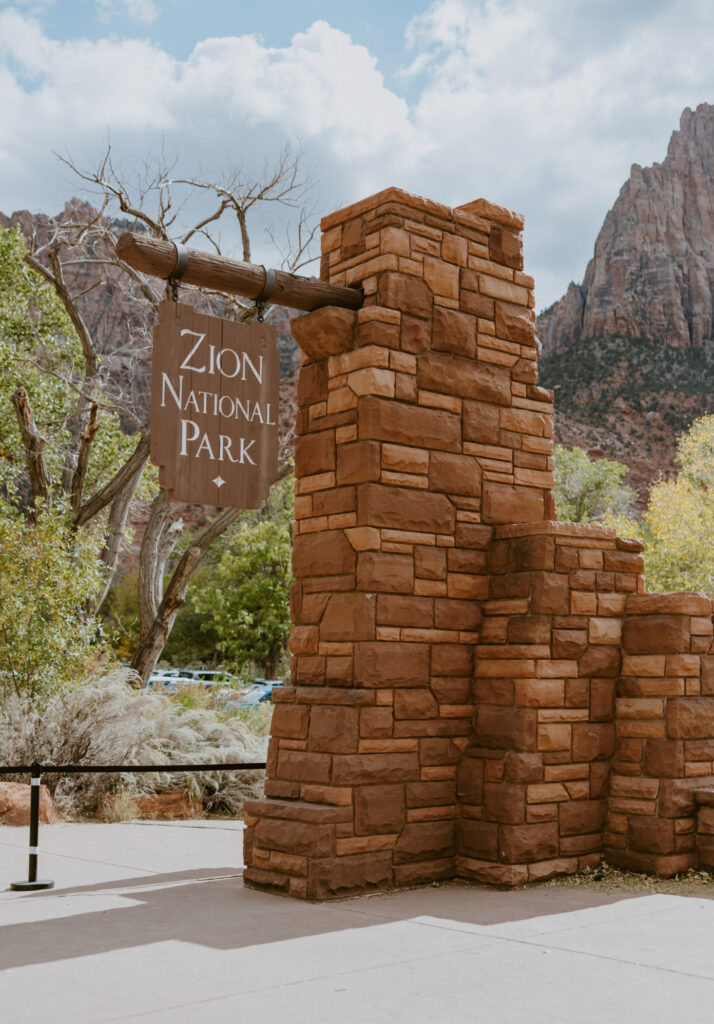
[{"x1": 1, "y1": 821, "x2": 714, "y2": 1023}]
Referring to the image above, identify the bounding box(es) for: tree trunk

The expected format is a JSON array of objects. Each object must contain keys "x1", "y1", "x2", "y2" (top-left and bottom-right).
[
  {"x1": 130, "y1": 505, "x2": 240, "y2": 683},
  {"x1": 91, "y1": 460, "x2": 147, "y2": 615}
]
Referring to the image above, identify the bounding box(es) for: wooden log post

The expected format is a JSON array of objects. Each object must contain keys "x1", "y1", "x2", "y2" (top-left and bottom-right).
[{"x1": 115, "y1": 233, "x2": 364, "y2": 313}]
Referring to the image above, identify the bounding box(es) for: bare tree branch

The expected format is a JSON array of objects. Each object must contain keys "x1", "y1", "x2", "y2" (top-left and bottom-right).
[
  {"x1": 11, "y1": 388, "x2": 51, "y2": 505},
  {"x1": 75, "y1": 433, "x2": 150, "y2": 527},
  {"x1": 70, "y1": 403, "x2": 99, "y2": 515}
]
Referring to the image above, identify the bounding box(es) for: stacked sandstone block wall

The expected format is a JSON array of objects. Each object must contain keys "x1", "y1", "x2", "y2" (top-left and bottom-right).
[
  {"x1": 456, "y1": 522, "x2": 644, "y2": 885},
  {"x1": 243, "y1": 186, "x2": 714, "y2": 898},
  {"x1": 604, "y1": 593, "x2": 714, "y2": 875},
  {"x1": 243, "y1": 187, "x2": 555, "y2": 898}
]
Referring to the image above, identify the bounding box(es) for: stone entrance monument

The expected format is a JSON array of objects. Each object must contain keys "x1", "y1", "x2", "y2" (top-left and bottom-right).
[{"x1": 242, "y1": 187, "x2": 714, "y2": 899}]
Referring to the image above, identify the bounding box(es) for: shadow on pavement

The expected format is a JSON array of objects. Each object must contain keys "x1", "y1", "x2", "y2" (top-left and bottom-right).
[{"x1": 0, "y1": 870, "x2": 639, "y2": 971}]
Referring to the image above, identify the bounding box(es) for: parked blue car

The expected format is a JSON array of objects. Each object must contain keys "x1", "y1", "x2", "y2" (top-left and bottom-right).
[{"x1": 233, "y1": 679, "x2": 283, "y2": 707}]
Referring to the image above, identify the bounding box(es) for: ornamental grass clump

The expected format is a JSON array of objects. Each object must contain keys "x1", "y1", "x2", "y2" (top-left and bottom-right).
[{"x1": 0, "y1": 668, "x2": 268, "y2": 818}]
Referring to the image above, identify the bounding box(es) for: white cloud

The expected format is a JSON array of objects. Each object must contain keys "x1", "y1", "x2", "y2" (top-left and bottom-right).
[
  {"x1": 2, "y1": 2, "x2": 714, "y2": 306},
  {"x1": 96, "y1": 0, "x2": 160, "y2": 26},
  {"x1": 401, "y1": 0, "x2": 714, "y2": 305}
]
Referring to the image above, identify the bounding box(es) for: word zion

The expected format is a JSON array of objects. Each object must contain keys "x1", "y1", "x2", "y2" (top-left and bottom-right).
[{"x1": 161, "y1": 329, "x2": 276, "y2": 465}]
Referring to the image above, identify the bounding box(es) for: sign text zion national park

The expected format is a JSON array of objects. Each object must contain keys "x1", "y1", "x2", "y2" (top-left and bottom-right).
[{"x1": 150, "y1": 300, "x2": 279, "y2": 508}]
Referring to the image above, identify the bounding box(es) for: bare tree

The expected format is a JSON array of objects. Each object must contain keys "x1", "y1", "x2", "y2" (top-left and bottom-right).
[{"x1": 12, "y1": 144, "x2": 313, "y2": 681}]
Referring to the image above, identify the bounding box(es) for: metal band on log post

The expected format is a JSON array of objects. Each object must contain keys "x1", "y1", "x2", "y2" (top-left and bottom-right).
[{"x1": 116, "y1": 233, "x2": 363, "y2": 313}]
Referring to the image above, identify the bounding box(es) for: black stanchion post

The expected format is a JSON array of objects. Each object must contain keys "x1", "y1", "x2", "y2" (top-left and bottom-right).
[{"x1": 10, "y1": 762, "x2": 54, "y2": 891}]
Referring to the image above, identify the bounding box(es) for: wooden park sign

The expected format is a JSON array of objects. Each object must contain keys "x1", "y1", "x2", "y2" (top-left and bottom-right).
[{"x1": 150, "y1": 300, "x2": 280, "y2": 508}]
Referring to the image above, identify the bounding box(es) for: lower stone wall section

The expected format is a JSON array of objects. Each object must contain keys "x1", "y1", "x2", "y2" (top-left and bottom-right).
[
  {"x1": 244, "y1": 523, "x2": 714, "y2": 898},
  {"x1": 454, "y1": 522, "x2": 642, "y2": 885},
  {"x1": 604, "y1": 593, "x2": 714, "y2": 876}
]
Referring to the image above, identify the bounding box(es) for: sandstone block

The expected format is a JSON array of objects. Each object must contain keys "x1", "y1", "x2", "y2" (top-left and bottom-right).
[
  {"x1": 415, "y1": 546, "x2": 447, "y2": 580},
  {"x1": 319, "y1": 593, "x2": 376, "y2": 643},
  {"x1": 421, "y1": 737, "x2": 463, "y2": 766},
  {"x1": 484, "y1": 781, "x2": 526, "y2": 824},
  {"x1": 578, "y1": 646, "x2": 620, "y2": 678},
  {"x1": 255, "y1": 817, "x2": 334, "y2": 858},
  {"x1": 377, "y1": 271, "x2": 433, "y2": 319},
  {"x1": 432, "y1": 644, "x2": 473, "y2": 676},
  {"x1": 271, "y1": 704, "x2": 310, "y2": 739},
  {"x1": 666, "y1": 698, "x2": 714, "y2": 739},
  {"x1": 355, "y1": 784, "x2": 406, "y2": 834},
  {"x1": 337, "y1": 440, "x2": 381, "y2": 484},
  {"x1": 376, "y1": 595, "x2": 433, "y2": 629},
  {"x1": 358, "y1": 551, "x2": 414, "y2": 594},
  {"x1": 429, "y1": 451, "x2": 482, "y2": 497},
  {"x1": 559, "y1": 799, "x2": 606, "y2": 836},
  {"x1": 406, "y1": 780, "x2": 456, "y2": 807},
  {"x1": 400, "y1": 315, "x2": 431, "y2": 354},
  {"x1": 495, "y1": 301, "x2": 536, "y2": 345},
  {"x1": 552, "y1": 629, "x2": 588, "y2": 660},
  {"x1": 309, "y1": 706, "x2": 359, "y2": 754},
  {"x1": 476, "y1": 706, "x2": 537, "y2": 751},
  {"x1": 572, "y1": 723, "x2": 615, "y2": 762},
  {"x1": 358, "y1": 482, "x2": 455, "y2": 533},
  {"x1": 394, "y1": 689, "x2": 439, "y2": 720},
  {"x1": 508, "y1": 616, "x2": 551, "y2": 644},
  {"x1": 482, "y1": 483, "x2": 545, "y2": 526},
  {"x1": 293, "y1": 530, "x2": 355, "y2": 577},
  {"x1": 462, "y1": 400, "x2": 500, "y2": 445},
  {"x1": 623, "y1": 615, "x2": 690, "y2": 654},
  {"x1": 291, "y1": 306, "x2": 356, "y2": 359},
  {"x1": 537, "y1": 724, "x2": 571, "y2": 751},
  {"x1": 628, "y1": 816, "x2": 675, "y2": 856},
  {"x1": 432, "y1": 306, "x2": 477, "y2": 358},
  {"x1": 626, "y1": 594, "x2": 712, "y2": 616},
  {"x1": 298, "y1": 361, "x2": 328, "y2": 406},
  {"x1": 393, "y1": 820, "x2": 455, "y2": 863},
  {"x1": 500, "y1": 822, "x2": 558, "y2": 863},
  {"x1": 590, "y1": 679, "x2": 615, "y2": 722},
  {"x1": 528, "y1": 572, "x2": 569, "y2": 615},
  {"x1": 360, "y1": 707, "x2": 394, "y2": 738},
  {"x1": 589, "y1": 618, "x2": 622, "y2": 645},
  {"x1": 307, "y1": 851, "x2": 393, "y2": 899},
  {"x1": 295, "y1": 430, "x2": 336, "y2": 477},
  {"x1": 359, "y1": 396, "x2": 461, "y2": 452},
  {"x1": 434, "y1": 599, "x2": 481, "y2": 631},
  {"x1": 393, "y1": 858, "x2": 455, "y2": 886},
  {"x1": 354, "y1": 637, "x2": 429, "y2": 686},
  {"x1": 456, "y1": 757, "x2": 484, "y2": 803},
  {"x1": 277, "y1": 750, "x2": 332, "y2": 784},
  {"x1": 504, "y1": 752, "x2": 544, "y2": 783},
  {"x1": 458, "y1": 818, "x2": 498, "y2": 859},
  {"x1": 332, "y1": 752, "x2": 419, "y2": 785},
  {"x1": 515, "y1": 678, "x2": 565, "y2": 708},
  {"x1": 417, "y1": 352, "x2": 511, "y2": 405}
]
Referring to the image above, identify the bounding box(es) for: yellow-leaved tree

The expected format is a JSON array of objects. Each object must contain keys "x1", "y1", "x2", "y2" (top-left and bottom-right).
[
  {"x1": 602, "y1": 415, "x2": 714, "y2": 594},
  {"x1": 640, "y1": 416, "x2": 714, "y2": 594}
]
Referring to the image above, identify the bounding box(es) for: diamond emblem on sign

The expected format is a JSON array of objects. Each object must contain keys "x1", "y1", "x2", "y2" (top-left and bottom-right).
[{"x1": 213, "y1": 475, "x2": 226, "y2": 488}]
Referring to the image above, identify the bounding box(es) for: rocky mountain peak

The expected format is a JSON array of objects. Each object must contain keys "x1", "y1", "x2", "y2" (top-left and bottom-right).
[{"x1": 538, "y1": 102, "x2": 714, "y2": 356}]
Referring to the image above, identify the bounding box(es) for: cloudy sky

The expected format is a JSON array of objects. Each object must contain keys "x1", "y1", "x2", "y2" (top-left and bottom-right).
[{"x1": 1, "y1": 0, "x2": 713, "y2": 309}]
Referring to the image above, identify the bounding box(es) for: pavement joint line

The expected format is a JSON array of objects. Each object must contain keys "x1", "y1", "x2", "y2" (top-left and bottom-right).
[
  {"x1": 334, "y1": 890, "x2": 693, "y2": 935},
  {"x1": 331, "y1": 901, "x2": 707, "y2": 948},
  {"x1": 91, "y1": 921, "x2": 714, "y2": 1024},
  {"x1": 0, "y1": 843, "x2": 212, "y2": 874},
  {"x1": 468, "y1": 931, "x2": 714, "y2": 982}
]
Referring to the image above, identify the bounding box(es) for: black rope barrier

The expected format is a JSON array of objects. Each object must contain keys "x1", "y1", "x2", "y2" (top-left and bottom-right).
[{"x1": 1, "y1": 760, "x2": 267, "y2": 891}]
